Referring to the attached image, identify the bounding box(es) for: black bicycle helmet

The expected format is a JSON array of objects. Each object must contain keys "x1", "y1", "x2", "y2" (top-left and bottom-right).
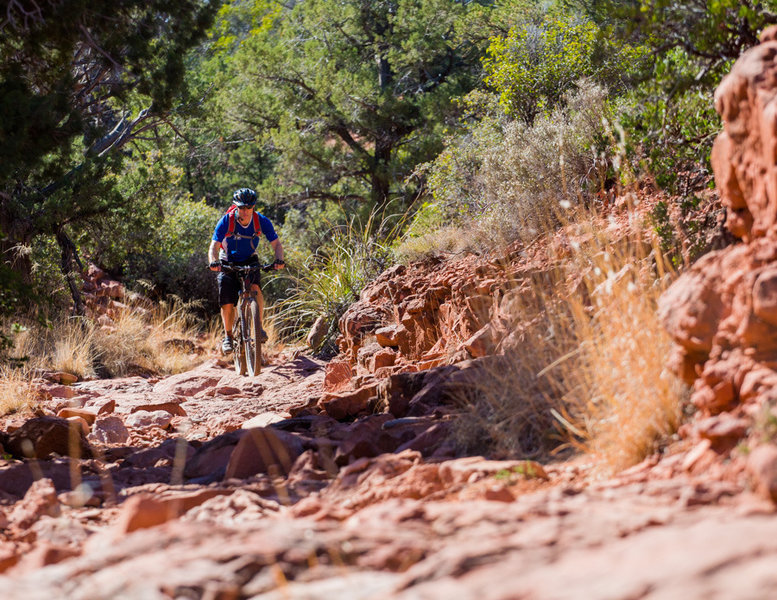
[{"x1": 232, "y1": 187, "x2": 257, "y2": 207}]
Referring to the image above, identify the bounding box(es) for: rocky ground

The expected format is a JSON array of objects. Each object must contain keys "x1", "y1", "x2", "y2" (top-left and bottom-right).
[{"x1": 0, "y1": 349, "x2": 775, "y2": 600}]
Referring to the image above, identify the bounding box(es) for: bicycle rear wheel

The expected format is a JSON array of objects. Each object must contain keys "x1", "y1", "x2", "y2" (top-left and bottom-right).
[
  {"x1": 244, "y1": 299, "x2": 262, "y2": 376},
  {"x1": 232, "y1": 309, "x2": 247, "y2": 376}
]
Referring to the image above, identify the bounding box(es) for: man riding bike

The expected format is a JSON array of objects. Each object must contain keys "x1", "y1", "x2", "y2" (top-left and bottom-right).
[{"x1": 208, "y1": 188, "x2": 284, "y2": 354}]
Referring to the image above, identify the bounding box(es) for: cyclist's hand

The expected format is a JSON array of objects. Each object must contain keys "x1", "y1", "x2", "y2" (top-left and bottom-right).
[
  {"x1": 209, "y1": 260, "x2": 221, "y2": 272},
  {"x1": 273, "y1": 259, "x2": 285, "y2": 270}
]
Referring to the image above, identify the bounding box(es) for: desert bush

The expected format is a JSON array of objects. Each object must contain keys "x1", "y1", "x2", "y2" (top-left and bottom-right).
[
  {"x1": 410, "y1": 80, "x2": 612, "y2": 256},
  {"x1": 483, "y1": 13, "x2": 647, "y2": 124}
]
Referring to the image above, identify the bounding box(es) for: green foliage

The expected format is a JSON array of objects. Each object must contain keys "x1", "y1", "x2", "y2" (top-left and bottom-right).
[
  {"x1": 649, "y1": 194, "x2": 719, "y2": 267},
  {"x1": 578, "y1": 0, "x2": 776, "y2": 85},
  {"x1": 419, "y1": 81, "x2": 613, "y2": 248},
  {"x1": 209, "y1": 0, "x2": 490, "y2": 210},
  {"x1": 617, "y1": 49, "x2": 721, "y2": 194},
  {"x1": 483, "y1": 13, "x2": 648, "y2": 123},
  {"x1": 0, "y1": 0, "x2": 220, "y2": 314},
  {"x1": 575, "y1": 0, "x2": 771, "y2": 192}
]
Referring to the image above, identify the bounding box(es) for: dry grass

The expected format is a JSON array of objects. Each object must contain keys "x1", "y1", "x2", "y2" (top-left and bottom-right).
[
  {"x1": 9, "y1": 297, "x2": 210, "y2": 379},
  {"x1": 394, "y1": 225, "x2": 473, "y2": 263},
  {"x1": 453, "y1": 209, "x2": 685, "y2": 473},
  {"x1": 544, "y1": 214, "x2": 685, "y2": 472},
  {"x1": 0, "y1": 366, "x2": 40, "y2": 417}
]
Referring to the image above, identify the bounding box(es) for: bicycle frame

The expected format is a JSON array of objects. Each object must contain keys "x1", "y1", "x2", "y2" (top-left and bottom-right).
[{"x1": 220, "y1": 261, "x2": 275, "y2": 376}]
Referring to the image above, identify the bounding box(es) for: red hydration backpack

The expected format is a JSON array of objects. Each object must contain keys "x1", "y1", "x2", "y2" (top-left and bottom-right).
[{"x1": 224, "y1": 205, "x2": 261, "y2": 243}]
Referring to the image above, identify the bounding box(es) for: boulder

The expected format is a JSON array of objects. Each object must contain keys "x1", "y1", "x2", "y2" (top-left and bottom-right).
[
  {"x1": 306, "y1": 315, "x2": 328, "y2": 350},
  {"x1": 6, "y1": 416, "x2": 90, "y2": 459},
  {"x1": 8, "y1": 478, "x2": 60, "y2": 530},
  {"x1": 88, "y1": 416, "x2": 130, "y2": 445},
  {"x1": 747, "y1": 444, "x2": 777, "y2": 503},
  {"x1": 224, "y1": 428, "x2": 305, "y2": 479}
]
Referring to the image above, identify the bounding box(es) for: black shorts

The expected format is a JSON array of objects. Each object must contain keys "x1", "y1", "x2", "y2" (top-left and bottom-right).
[{"x1": 217, "y1": 261, "x2": 261, "y2": 306}]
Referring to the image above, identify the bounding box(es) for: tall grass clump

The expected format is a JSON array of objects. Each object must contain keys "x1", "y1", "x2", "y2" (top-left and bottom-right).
[
  {"x1": 279, "y1": 214, "x2": 394, "y2": 354},
  {"x1": 9, "y1": 297, "x2": 208, "y2": 379},
  {"x1": 452, "y1": 211, "x2": 686, "y2": 472},
  {"x1": 450, "y1": 281, "x2": 578, "y2": 459},
  {"x1": 547, "y1": 217, "x2": 686, "y2": 472},
  {"x1": 0, "y1": 366, "x2": 40, "y2": 417}
]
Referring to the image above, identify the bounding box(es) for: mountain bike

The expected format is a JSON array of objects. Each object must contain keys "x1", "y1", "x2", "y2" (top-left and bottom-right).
[{"x1": 220, "y1": 261, "x2": 276, "y2": 376}]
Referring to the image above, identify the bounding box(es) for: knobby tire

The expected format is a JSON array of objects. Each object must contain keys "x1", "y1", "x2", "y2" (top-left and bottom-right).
[
  {"x1": 233, "y1": 302, "x2": 247, "y2": 376},
  {"x1": 244, "y1": 299, "x2": 262, "y2": 376}
]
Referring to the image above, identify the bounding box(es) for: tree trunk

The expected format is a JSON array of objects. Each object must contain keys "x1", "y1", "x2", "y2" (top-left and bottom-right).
[
  {"x1": 370, "y1": 141, "x2": 392, "y2": 206},
  {"x1": 55, "y1": 228, "x2": 85, "y2": 316}
]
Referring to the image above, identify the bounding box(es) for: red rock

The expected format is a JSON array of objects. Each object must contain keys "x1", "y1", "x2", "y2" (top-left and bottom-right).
[
  {"x1": 124, "y1": 410, "x2": 174, "y2": 430},
  {"x1": 151, "y1": 368, "x2": 223, "y2": 397},
  {"x1": 323, "y1": 360, "x2": 353, "y2": 393},
  {"x1": 86, "y1": 264, "x2": 106, "y2": 282},
  {"x1": 9, "y1": 479, "x2": 60, "y2": 530},
  {"x1": 98, "y1": 280, "x2": 124, "y2": 299},
  {"x1": 115, "y1": 489, "x2": 232, "y2": 534},
  {"x1": 0, "y1": 543, "x2": 20, "y2": 574},
  {"x1": 224, "y1": 427, "x2": 305, "y2": 479},
  {"x1": 56, "y1": 408, "x2": 97, "y2": 425},
  {"x1": 306, "y1": 315, "x2": 328, "y2": 349},
  {"x1": 241, "y1": 412, "x2": 285, "y2": 429},
  {"x1": 375, "y1": 324, "x2": 409, "y2": 351},
  {"x1": 747, "y1": 444, "x2": 777, "y2": 503},
  {"x1": 319, "y1": 384, "x2": 379, "y2": 420},
  {"x1": 130, "y1": 401, "x2": 187, "y2": 416},
  {"x1": 333, "y1": 415, "x2": 401, "y2": 466},
  {"x1": 462, "y1": 324, "x2": 499, "y2": 358},
  {"x1": 371, "y1": 349, "x2": 396, "y2": 370},
  {"x1": 44, "y1": 385, "x2": 77, "y2": 399},
  {"x1": 14, "y1": 543, "x2": 81, "y2": 573},
  {"x1": 682, "y1": 439, "x2": 715, "y2": 472},
  {"x1": 114, "y1": 494, "x2": 173, "y2": 533},
  {"x1": 183, "y1": 430, "x2": 244, "y2": 480},
  {"x1": 88, "y1": 415, "x2": 130, "y2": 445},
  {"x1": 214, "y1": 385, "x2": 241, "y2": 396},
  {"x1": 6, "y1": 416, "x2": 90, "y2": 459},
  {"x1": 96, "y1": 399, "x2": 116, "y2": 414},
  {"x1": 65, "y1": 416, "x2": 90, "y2": 436},
  {"x1": 695, "y1": 415, "x2": 750, "y2": 442},
  {"x1": 484, "y1": 484, "x2": 516, "y2": 503}
]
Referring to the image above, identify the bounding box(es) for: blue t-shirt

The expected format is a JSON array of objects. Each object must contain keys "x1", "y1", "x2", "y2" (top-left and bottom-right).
[{"x1": 212, "y1": 211, "x2": 278, "y2": 262}]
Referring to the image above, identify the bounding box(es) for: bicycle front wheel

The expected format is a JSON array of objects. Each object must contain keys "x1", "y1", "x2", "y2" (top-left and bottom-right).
[
  {"x1": 233, "y1": 308, "x2": 247, "y2": 376},
  {"x1": 243, "y1": 299, "x2": 262, "y2": 376}
]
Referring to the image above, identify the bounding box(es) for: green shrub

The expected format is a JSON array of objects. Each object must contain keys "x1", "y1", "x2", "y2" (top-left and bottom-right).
[
  {"x1": 484, "y1": 13, "x2": 647, "y2": 124},
  {"x1": 417, "y1": 80, "x2": 613, "y2": 249}
]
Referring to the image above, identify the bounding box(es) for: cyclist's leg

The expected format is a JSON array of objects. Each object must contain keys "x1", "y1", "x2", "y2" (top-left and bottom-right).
[
  {"x1": 249, "y1": 282, "x2": 263, "y2": 323},
  {"x1": 218, "y1": 272, "x2": 240, "y2": 341}
]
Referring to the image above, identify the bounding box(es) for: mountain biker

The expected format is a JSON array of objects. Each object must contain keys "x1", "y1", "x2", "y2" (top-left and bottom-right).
[{"x1": 208, "y1": 188, "x2": 284, "y2": 354}]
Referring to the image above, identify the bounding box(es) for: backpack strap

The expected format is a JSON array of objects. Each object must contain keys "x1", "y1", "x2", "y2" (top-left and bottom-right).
[{"x1": 224, "y1": 207, "x2": 261, "y2": 242}]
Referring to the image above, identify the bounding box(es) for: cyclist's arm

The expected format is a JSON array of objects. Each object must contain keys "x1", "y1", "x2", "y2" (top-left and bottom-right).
[
  {"x1": 270, "y1": 238, "x2": 284, "y2": 268},
  {"x1": 208, "y1": 240, "x2": 222, "y2": 270}
]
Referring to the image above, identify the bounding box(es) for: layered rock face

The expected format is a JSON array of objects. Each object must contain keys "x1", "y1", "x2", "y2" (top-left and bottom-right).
[{"x1": 659, "y1": 27, "x2": 777, "y2": 431}]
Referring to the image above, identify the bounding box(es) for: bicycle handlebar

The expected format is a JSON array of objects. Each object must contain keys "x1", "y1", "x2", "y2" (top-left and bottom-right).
[{"x1": 218, "y1": 260, "x2": 279, "y2": 273}]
